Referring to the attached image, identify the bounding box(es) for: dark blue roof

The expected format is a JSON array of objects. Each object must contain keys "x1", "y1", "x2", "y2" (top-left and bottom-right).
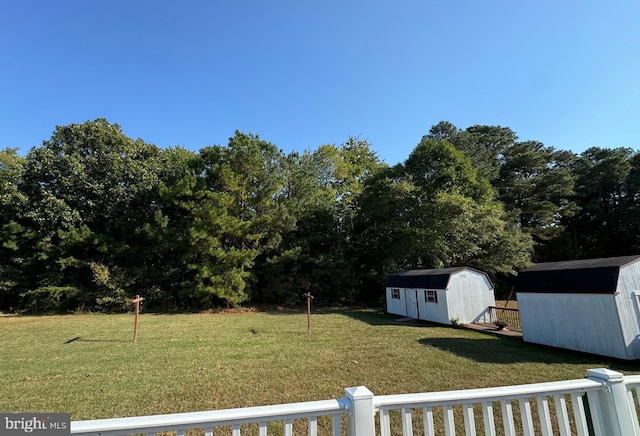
[
  {"x1": 515, "y1": 255, "x2": 640, "y2": 294},
  {"x1": 385, "y1": 267, "x2": 489, "y2": 290}
]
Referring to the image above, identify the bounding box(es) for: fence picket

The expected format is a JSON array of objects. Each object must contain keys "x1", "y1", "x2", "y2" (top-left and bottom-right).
[
  {"x1": 379, "y1": 408, "x2": 391, "y2": 436},
  {"x1": 284, "y1": 419, "x2": 293, "y2": 436},
  {"x1": 628, "y1": 387, "x2": 640, "y2": 431},
  {"x1": 536, "y1": 396, "x2": 553, "y2": 436},
  {"x1": 422, "y1": 406, "x2": 435, "y2": 436},
  {"x1": 309, "y1": 416, "x2": 317, "y2": 436},
  {"x1": 500, "y1": 400, "x2": 516, "y2": 436},
  {"x1": 553, "y1": 394, "x2": 571, "y2": 436},
  {"x1": 332, "y1": 415, "x2": 341, "y2": 436},
  {"x1": 462, "y1": 403, "x2": 475, "y2": 435},
  {"x1": 519, "y1": 398, "x2": 534, "y2": 436},
  {"x1": 586, "y1": 390, "x2": 606, "y2": 435},
  {"x1": 481, "y1": 401, "x2": 496, "y2": 436},
  {"x1": 570, "y1": 392, "x2": 589, "y2": 436},
  {"x1": 401, "y1": 408, "x2": 413, "y2": 436},
  {"x1": 443, "y1": 404, "x2": 455, "y2": 436}
]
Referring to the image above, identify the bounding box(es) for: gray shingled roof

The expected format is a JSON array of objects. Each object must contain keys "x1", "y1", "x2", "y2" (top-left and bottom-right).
[
  {"x1": 514, "y1": 255, "x2": 640, "y2": 294},
  {"x1": 385, "y1": 267, "x2": 489, "y2": 290}
]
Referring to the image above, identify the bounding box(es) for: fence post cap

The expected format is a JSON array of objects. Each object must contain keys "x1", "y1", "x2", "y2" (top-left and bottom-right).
[
  {"x1": 587, "y1": 368, "x2": 624, "y2": 381},
  {"x1": 344, "y1": 386, "x2": 374, "y2": 400}
]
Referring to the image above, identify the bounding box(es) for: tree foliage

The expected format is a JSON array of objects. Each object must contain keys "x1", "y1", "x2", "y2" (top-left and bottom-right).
[
  {"x1": 352, "y1": 137, "x2": 532, "y2": 300},
  {"x1": 0, "y1": 118, "x2": 637, "y2": 312},
  {"x1": 426, "y1": 122, "x2": 517, "y2": 181},
  {"x1": 8, "y1": 120, "x2": 167, "y2": 311},
  {"x1": 566, "y1": 147, "x2": 639, "y2": 258},
  {"x1": 497, "y1": 141, "x2": 578, "y2": 260}
]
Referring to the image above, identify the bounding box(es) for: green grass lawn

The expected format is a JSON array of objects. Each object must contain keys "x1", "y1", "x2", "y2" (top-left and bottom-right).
[{"x1": 1, "y1": 308, "x2": 638, "y2": 421}]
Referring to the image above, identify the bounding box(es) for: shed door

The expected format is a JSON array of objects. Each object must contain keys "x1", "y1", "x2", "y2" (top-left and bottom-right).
[{"x1": 405, "y1": 289, "x2": 420, "y2": 319}]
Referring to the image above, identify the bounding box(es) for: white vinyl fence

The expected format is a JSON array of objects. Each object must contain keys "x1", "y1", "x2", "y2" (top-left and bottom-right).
[{"x1": 71, "y1": 369, "x2": 640, "y2": 436}]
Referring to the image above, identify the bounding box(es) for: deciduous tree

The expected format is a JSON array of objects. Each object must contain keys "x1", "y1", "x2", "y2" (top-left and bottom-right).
[{"x1": 353, "y1": 137, "x2": 532, "y2": 301}]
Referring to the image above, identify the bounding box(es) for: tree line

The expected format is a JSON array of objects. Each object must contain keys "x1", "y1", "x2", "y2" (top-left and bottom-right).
[{"x1": 1, "y1": 119, "x2": 638, "y2": 312}]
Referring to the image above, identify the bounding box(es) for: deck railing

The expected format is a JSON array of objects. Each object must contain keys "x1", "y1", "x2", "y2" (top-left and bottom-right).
[
  {"x1": 488, "y1": 306, "x2": 521, "y2": 329},
  {"x1": 70, "y1": 395, "x2": 351, "y2": 436},
  {"x1": 71, "y1": 369, "x2": 640, "y2": 436}
]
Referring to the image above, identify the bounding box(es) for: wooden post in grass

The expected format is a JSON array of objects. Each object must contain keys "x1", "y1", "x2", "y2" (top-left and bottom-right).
[
  {"x1": 132, "y1": 295, "x2": 144, "y2": 342},
  {"x1": 303, "y1": 292, "x2": 314, "y2": 334}
]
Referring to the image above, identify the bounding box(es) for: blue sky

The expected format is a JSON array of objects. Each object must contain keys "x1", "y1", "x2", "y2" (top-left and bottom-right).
[{"x1": 1, "y1": 1, "x2": 638, "y2": 165}]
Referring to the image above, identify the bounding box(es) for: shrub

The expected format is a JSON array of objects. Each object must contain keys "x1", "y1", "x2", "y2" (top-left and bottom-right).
[{"x1": 20, "y1": 286, "x2": 82, "y2": 314}]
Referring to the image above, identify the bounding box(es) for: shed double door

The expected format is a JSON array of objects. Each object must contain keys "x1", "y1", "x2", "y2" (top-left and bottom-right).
[{"x1": 405, "y1": 288, "x2": 420, "y2": 319}]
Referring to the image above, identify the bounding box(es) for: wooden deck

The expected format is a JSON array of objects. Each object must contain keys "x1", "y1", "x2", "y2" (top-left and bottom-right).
[
  {"x1": 393, "y1": 316, "x2": 523, "y2": 338},
  {"x1": 464, "y1": 322, "x2": 523, "y2": 338}
]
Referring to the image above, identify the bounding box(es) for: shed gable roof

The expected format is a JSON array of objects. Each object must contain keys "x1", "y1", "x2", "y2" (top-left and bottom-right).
[
  {"x1": 515, "y1": 255, "x2": 640, "y2": 294},
  {"x1": 385, "y1": 267, "x2": 488, "y2": 290}
]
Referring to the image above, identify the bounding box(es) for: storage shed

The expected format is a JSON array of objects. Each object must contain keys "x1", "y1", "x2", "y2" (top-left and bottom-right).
[
  {"x1": 515, "y1": 255, "x2": 640, "y2": 360},
  {"x1": 385, "y1": 267, "x2": 495, "y2": 325}
]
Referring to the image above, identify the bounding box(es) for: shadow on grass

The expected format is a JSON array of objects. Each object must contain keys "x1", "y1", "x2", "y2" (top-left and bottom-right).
[
  {"x1": 63, "y1": 336, "x2": 131, "y2": 344},
  {"x1": 418, "y1": 337, "x2": 584, "y2": 364},
  {"x1": 418, "y1": 337, "x2": 640, "y2": 370}
]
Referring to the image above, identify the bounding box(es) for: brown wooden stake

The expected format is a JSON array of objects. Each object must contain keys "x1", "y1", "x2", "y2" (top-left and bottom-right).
[
  {"x1": 132, "y1": 295, "x2": 144, "y2": 342},
  {"x1": 303, "y1": 292, "x2": 314, "y2": 334},
  {"x1": 504, "y1": 287, "x2": 514, "y2": 308}
]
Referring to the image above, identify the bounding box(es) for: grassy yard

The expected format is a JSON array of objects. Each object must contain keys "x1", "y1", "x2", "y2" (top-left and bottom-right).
[{"x1": 1, "y1": 307, "x2": 638, "y2": 421}]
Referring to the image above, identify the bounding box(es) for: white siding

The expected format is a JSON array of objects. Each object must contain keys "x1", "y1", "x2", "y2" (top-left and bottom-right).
[
  {"x1": 518, "y1": 292, "x2": 628, "y2": 359},
  {"x1": 417, "y1": 289, "x2": 450, "y2": 324},
  {"x1": 386, "y1": 288, "x2": 407, "y2": 316},
  {"x1": 445, "y1": 273, "x2": 495, "y2": 324},
  {"x1": 415, "y1": 271, "x2": 495, "y2": 325},
  {"x1": 386, "y1": 269, "x2": 495, "y2": 324},
  {"x1": 614, "y1": 262, "x2": 640, "y2": 359}
]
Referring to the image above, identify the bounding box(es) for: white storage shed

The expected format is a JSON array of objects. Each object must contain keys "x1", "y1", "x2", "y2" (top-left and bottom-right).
[
  {"x1": 515, "y1": 255, "x2": 640, "y2": 360},
  {"x1": 385, "y1": 267, "x2": 495, "y2": 325}
]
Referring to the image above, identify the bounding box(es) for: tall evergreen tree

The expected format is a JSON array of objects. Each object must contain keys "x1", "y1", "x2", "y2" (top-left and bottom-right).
[
  {"x1": 567, "y1": 147, "x2": 636, "y2": 258},
  {"x1": 497, "y1": 141, "x2": 577, "y2": 261},
  {"x1": 186, "y1": 131, "x2": 291, "y2": 305},
  {"x1": 0, "y1": 148, "x2": 29, "y2": 309}
]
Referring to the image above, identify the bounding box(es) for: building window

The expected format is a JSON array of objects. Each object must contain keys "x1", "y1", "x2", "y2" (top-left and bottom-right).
[
  {"x1": 425, "y1": 290, "x2": 438, "y2": 303},
  {"x1": 391, "y1": 289, "x2": 400, "y2": 299}
]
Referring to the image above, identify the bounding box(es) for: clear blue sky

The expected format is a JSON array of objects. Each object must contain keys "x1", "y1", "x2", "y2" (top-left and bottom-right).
[{"x1": 1, "y1": 1, "x2": 638, "y2": 165}]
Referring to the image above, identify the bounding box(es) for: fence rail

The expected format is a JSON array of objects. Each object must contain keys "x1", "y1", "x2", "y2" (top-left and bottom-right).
[
  {"x1": 374, "y1": 376, "x2": 606, "y2": 436},
  {"x1": 488, "y1": 306, "x2": 521, "y2": 329},
  {"x1": 71, "y1": 397, "x2": 349, "y2": 436},
  {"x1": 71, "y1": 369, "x2": 640, "y2": 436}
]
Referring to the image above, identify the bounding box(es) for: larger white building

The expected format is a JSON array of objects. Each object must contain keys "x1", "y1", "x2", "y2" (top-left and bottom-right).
[{"x1": 515, "y1": 255, "x2": 640, "y2": 360}]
